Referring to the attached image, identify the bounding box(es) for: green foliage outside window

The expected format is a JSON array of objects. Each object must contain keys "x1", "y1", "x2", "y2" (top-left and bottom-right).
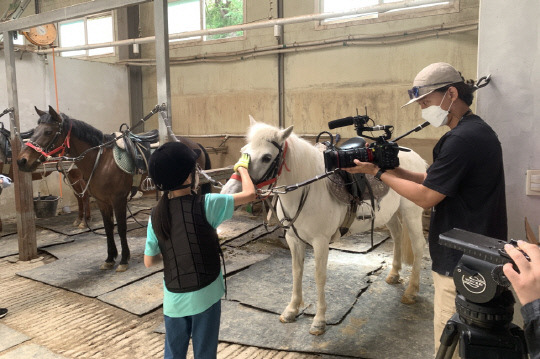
[{"x1": 205, "y1": 0, "x2": 243, "y2": 39}]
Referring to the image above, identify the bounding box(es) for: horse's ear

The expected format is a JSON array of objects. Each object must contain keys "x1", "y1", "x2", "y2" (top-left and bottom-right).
[
  {"x1": 279, "y1": 125, "x2": 294, "y2": 141},
  {"x1": 35, "y1": 106, "x2": 46, "y2": 116},
  {"x1": 48, "y1": 105, "x2": 61, "y2": 122},
  {"x1": 249, "y1": 115, "x2": 257, "y2": 126}
]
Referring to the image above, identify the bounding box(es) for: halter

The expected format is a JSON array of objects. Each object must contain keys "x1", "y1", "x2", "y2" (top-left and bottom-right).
[
  {"x1": 26, "y1": 116, "x2": 72, "y2": 161},
  {"x1": 230, "y1": 140, "x2": 290, "y2": 195}
]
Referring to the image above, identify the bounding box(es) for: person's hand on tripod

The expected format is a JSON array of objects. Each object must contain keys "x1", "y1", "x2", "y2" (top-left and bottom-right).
[{"x1": 503, "y1": 240, "x2": 540, "y2": 305}]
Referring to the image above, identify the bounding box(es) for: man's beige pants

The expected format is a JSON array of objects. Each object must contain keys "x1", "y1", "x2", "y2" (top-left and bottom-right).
[{"x1": 432, "y1": 271, "x2": 460, "y2": 359}]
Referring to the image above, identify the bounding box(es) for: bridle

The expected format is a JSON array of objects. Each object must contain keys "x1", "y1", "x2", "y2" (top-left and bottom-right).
[
  {"x1": 230, "y1": 140, "x2": 290, "y2": 196},
  {"x1": 25, "y1": 115, "x2": 72, "y2": 162}
]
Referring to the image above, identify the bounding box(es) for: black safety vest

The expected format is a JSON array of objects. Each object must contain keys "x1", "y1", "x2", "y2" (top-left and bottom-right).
[{"x1": 152, "y1": 194, "x2": 221, "y2": 293}]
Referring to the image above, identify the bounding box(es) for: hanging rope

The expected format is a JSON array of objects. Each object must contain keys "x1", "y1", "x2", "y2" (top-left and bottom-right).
[{"x1": 51, "y1": 47, "x2": 64, "y2": 200}]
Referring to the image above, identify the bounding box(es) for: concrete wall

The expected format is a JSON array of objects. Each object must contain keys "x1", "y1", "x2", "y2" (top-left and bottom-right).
[
  {"x1": 0, "y1": 51, "x2": 130, "y2": 218},
  {"x1": 0, "y1": 0, "x2": 482, "y2": 213},
  {"x1": 135, "y1": 0, "x2": 480, "y2": 167},
  {"x1": 2, "y1": 0, "x2": 480, "y2": 165},
  {"x1": 477, "y1": 1, "x2": 540, "y2": 240}
]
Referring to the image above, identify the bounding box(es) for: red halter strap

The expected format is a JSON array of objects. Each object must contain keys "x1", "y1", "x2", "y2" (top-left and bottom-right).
[{"x1": 25, "y1": 121, "x2": 72, "y2": 159}]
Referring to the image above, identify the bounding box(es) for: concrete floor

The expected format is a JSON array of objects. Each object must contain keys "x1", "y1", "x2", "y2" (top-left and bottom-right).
[{"x1": 0, "y1": 196, "x2": 438, "y2": 359}]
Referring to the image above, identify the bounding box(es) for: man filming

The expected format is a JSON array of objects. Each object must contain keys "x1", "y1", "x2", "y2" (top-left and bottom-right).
[{"x1": 344, "y1": 62, "x2": 508, "y2": 356}]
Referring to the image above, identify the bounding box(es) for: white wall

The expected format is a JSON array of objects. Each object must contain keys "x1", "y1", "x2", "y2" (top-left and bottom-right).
[
  {"x1": 477, "y1": 1, "x2": 540, "y2": 240},
  {"x1": 0, "y1": 52, "x2": 130, "y2": 218}
]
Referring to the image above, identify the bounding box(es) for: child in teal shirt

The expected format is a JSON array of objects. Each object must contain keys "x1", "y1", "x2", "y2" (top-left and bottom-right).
[{"x1": 144, "y1": 142, "x2": 254, "y2": 359}]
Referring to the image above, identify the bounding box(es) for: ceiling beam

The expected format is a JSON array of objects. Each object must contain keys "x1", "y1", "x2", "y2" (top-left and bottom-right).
[{"x1": 0, "y1": 0, "x2": 151, "y2": 32}]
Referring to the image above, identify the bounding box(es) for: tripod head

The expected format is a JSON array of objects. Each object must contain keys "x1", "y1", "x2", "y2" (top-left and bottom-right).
[
  {"x1": 435, "y1": 229, "x2": 529, "y2": 358},
  {"x1": 439, "y1": 228, "x2": 514, "y2": 304}
]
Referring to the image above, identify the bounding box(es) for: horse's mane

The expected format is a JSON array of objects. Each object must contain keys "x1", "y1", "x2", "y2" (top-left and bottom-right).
[
  {"x1": 247, "y1": 122, "x2": 324, "y2": 179},
  {"x1": 39, "y1": 113, "x2": 114, "y2": 146}
]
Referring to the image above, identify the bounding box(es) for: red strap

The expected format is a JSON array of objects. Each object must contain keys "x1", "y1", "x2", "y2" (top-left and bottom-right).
[
  {"x1": 230, "y1": 173, "x2": 241, "y2": 181},
  {"x1": 277, "y1": 141, "x2": 290, "y2": 175},
  {"x1": 25, "y1": 122, "x2": 72, "y2": 158}
]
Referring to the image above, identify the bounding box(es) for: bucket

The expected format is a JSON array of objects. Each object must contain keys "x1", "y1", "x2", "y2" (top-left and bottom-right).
[{"x1": 33, "y1": 195, "x2": 59, "y2": 218}]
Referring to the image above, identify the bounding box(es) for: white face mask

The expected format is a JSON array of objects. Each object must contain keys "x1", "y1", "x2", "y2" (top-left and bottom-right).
[{"x1": 421, "y1": 91, "x2": 454, "y2": 127}]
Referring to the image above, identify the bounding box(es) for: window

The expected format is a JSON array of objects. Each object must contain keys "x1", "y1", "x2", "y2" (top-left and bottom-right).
[
  {"x1": 168, "y1": 0, "x2": 243, "y2": 42},
  {"x1": 58, "y1": 13, "x2": 114, "y2": 57},
  {"x1": 321, "y1": 0, "x2": 453, "y2": 24},
  {"x1": 13, "y1": 32, "x2": 24, "y2": 45}
]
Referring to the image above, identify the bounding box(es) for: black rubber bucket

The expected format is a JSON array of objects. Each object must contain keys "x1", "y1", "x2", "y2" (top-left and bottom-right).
[{"x1": 33, "y1": 195, "x2": 59, "y2": 218}]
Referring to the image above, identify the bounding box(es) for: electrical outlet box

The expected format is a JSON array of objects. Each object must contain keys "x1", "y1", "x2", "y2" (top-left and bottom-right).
[{"x1": 526, "y1": 170, "x2": 540, "y2": 195}]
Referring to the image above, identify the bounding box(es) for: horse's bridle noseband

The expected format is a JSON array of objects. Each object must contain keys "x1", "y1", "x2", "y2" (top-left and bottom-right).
[
  {"x1": 26, "y1": 116, "x2": 72, "y2": 161},
  {"x1": 230, "y1": 140, "x2": 290, "y2": 199},
  {"x1": 254, "y1": 140, "x2": 289, "y2": 188}
]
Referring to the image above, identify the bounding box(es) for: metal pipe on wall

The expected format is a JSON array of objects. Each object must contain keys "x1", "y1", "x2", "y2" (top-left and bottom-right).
[
  {"x1": 34, "y1": 0, "x2": 446, "y2": 55},
  {"x1": 277, "y1": 0, "x2": 284, "y2": 129},
  {"x1": 116, "y1": 22, "x2": 477, "y2": 66}
]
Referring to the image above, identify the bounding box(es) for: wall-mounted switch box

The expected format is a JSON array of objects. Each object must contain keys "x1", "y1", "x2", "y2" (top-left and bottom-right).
[{"x1": 526, "y1": 170, "x2": 540, "y2": 196}]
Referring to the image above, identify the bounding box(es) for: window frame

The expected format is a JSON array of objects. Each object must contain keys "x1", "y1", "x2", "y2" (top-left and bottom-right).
[
  {"x1": 168, "y1": 0, "x2": 245, "y2": 48},
  {"x1": 315, "y1": 0, "x2": 459, "y2": 29},
  {"x1": 57, "y1": 11, "x2": 115, "y2": 58}
]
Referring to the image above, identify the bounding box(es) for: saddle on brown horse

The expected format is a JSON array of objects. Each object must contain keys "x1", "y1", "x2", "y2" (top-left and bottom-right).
[{"x1": 113, "y1": 128, "x2": 159, "y2": 174}]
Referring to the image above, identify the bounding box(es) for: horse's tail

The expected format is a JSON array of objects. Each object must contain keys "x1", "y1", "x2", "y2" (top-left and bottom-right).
[
  {"x1": 198, "y1": 143, "x2": 212, "y2": 195},
  {"x1": 400, "y1": 220, "x2": 414, "y2": 266}
]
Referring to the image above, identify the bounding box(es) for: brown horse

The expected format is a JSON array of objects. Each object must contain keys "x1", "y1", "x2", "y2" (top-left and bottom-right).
[
  {"x1": 17, "y1": 106, "x2": 211, "y2": 272},
  {"x1": 0, "y1": 121, "x2": 91, "y2": 228}
]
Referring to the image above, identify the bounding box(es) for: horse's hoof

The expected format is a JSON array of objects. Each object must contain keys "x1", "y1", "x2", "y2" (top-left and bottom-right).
[
  {"x1": 385, "y1": 274, "x2": 400, "y2": 285},
  {"x1": 116, "y1": 264, "x2": 129, "y2": 272},
  {"x1": 309, "y1": 322, "x2": 326, "y2": 336},
  {"x1": 78, "y1": 221, "x2": 88, "y2": 229},
  {"x1": 100, "y1": 262, "x2": 115, "y2": 270},
  {"x1": 400, "y1": 294, "x2": 417, "y2": 305},
  {"x1": 279, "y1": 312, "x2": 297, "y2": 323},
  {"x1": 72, "y1": 219, "x2": 81, "y2": 227}
]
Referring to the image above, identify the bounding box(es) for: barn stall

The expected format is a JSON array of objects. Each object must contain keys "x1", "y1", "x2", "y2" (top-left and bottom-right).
[{"x1": 0, "y1": 0, "x2": 538, "y2": 358}]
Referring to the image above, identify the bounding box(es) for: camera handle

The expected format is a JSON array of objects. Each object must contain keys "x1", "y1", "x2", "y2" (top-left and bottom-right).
[{"x1": 392, "y1": 121, "x2": 430, "y2": 142}]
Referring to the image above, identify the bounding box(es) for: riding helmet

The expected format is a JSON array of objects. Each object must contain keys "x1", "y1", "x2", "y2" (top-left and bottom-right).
[{"x1": 148, "y1": 141, "x2": 201, "y2": 191}]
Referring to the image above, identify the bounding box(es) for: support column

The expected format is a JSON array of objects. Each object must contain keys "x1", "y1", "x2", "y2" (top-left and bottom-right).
[
  {"x1": 153, "y1": 0, "x2": 172, "y2": 144},
  {"x1": 117, "y1": 6, "x2": 143, "y2": 128},
  {"x1": 3, "y1": 30, "x2": 37, "y2": 261}
]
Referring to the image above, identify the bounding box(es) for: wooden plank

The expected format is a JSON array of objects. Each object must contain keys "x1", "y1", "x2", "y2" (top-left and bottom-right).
[
  {"x1": 525, "y1": 217, "x2": 539, "y2": 244},
  {"x1": 4, "y1": 33, "x2": 37, "y2": 261}
]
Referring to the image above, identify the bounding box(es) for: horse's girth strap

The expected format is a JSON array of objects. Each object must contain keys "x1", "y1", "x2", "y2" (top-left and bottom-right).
[{"x1": 339, "y1": 201, "x2": 358, "y2": 236}]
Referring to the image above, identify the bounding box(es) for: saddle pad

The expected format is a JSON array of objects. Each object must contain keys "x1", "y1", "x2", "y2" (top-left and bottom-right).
[
  {"x1": 328, "y1": 173, "x2": 354, "y2": 204},
  {"x1": 327, "y1": 173, "x2": 390, "y2": 205},
  {"x1": 113, "y1": 145, "x2": 135, "y2": 175}
]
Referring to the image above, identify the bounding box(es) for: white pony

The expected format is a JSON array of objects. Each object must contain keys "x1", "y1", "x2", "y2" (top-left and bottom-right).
[{"x1": 222, "y1": 116, "x2": 427, "y2": 335}]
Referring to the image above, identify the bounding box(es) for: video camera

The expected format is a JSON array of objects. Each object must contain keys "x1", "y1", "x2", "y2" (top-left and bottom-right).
[{"x1": 322, "y1": 111, "x2": 410, "y2": 171}]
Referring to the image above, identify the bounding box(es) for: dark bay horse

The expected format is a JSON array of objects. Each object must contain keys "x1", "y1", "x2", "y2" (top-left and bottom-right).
[
  {"x1": 17, "y1": 106, "x2": 211, "y2": 272},
  {"x1": 0, "y1": 121, "x2": 90, "y2": 228}
]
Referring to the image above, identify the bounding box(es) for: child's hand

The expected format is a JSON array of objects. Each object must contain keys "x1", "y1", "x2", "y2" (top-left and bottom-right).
[{"x1": 234, "y1": 153, "x2": 250, "y2": 172}]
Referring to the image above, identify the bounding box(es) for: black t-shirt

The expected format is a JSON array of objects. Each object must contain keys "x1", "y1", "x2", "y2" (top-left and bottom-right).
[{"x1": 423, "y1": 114, "x2": 508, "y2": 276}]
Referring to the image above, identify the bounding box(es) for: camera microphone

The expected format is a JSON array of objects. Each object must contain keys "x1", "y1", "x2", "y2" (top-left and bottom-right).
[{"x1": 328, "y1": 117, "x2": 355, "y2": 129}]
